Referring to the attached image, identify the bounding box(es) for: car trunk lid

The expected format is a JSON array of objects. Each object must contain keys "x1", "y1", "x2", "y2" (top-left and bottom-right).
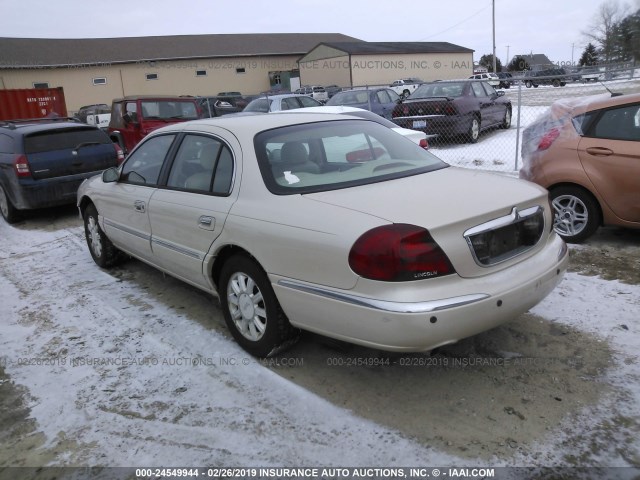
[{"x1": 305, "y1": 167, "x2": 552, "y2": 278}]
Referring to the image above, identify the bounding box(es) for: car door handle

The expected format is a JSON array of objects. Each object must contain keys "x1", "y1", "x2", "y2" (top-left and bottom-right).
[
  {"x1": 134, "y1": 200, "x2": 146, "y2": 213},
  {"x1": 586, "y1": 147, "x2": 614, "y2": 156},
  {"x1": 198, "y1": 215, "x2": 215, "y2": 230}
]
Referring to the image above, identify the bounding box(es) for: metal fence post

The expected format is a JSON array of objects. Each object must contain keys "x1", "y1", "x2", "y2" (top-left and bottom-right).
[{"x1": 514, "y1": 80, "x2": 522, "y2": 172}]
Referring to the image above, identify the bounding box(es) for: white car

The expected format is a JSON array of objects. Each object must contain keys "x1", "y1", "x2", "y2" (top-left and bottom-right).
[
  {"x1": 274, "y1": 105, "x2": 431, "y2": 147},
  {"x1": 78, "y1": 113, "x2": 568, "y2": 357},
  {"x1": 243, "y1": 94, "x2": 322, "y2": 113},
  {"x1": 470, "y1": 73, "x2": 501, "y2": 88}
]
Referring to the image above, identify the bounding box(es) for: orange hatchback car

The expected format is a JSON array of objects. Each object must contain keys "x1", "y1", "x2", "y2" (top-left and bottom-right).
[{"x1": 520, "y1": 92, "x2": 640, "y2": 242}]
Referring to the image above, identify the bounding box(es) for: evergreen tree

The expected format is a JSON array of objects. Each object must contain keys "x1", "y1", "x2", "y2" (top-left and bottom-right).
[
  {"x1": 507, "y1": 56, "x2": 529, "y2": 72},
  {"x1": 579, "y1": 43, "x2": 599, "y2": 66},
  {"x1": 478, "y1": 54, "x2": 502, "y2": 73}
]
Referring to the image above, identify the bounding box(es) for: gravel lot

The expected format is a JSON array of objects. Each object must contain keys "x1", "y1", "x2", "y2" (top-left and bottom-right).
[{"x1": 1, "y1": 202, "x2": 639, "y2": 477}]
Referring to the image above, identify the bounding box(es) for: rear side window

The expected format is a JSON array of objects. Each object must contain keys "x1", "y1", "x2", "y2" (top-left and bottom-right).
[
  {"x1": 166, "y1": 134, "x2": 234, "y2": 195},
  {"x1": 0, "y1": 133, "x2": 14, "y2": 153},
  {"x1": 24, "y1": 128, "x2": 110, "y2": 154},
  {"x1": 589, "y1": 104, "x2": 640, "y2": 141}
]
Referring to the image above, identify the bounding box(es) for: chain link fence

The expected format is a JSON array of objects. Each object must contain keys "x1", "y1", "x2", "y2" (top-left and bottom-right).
[{"x1": 335, "y1": 71, "x2": 640, "y2": 175}]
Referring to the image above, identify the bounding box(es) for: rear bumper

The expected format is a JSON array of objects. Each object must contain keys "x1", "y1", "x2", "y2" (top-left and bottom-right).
[
  {"x1": 273, "y1": 234, "x2": 568, "y2": 352},
  {"x1": 9, "y1": 171, "x2": 103, "y2": 210},
  {"x1": 392, "y1": 115, "x2": 469, "y2": 136}
]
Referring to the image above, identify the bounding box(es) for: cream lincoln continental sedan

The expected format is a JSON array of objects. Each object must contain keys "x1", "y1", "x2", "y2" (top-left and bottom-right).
[{"x1": 77, "y1": 113, "x2": 568, "y2": 357}]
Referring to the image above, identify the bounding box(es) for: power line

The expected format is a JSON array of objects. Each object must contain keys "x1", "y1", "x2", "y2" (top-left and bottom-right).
[{"x1": 415, "y1": 3, "x2": 492, "y2": 41}]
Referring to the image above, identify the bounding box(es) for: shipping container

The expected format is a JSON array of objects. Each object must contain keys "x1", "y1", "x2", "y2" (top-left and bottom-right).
[{"x1": 0, "y1": 87, "x2": 68, "y2": 121}]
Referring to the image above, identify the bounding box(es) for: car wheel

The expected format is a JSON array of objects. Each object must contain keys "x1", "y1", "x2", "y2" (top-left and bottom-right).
[
  {"x1": 552, "y1": 79, "x2": 561, "y2": 87},
  {"x1": 83, "y1": 203, "x2": 121, "y2": 268},
  {"x1": 220, "y1": 254, "x2": 299, "y2": 357},
  {"x1": 525, "y1": 81, "x2": 532, "y2": 88},
  {"x1": 533, "y1": 84, "x2": 539, "y2": 88},
  {"x1": 502, "y1": 107, "x2": 512, "y2": 129},
  {"x1": 467, "y1": 116, "x2": 480, "y2": 143},
  {"x1": 402, "y1": 89, "x2": 410, "y2": 99},
  {"x1": 0, "y1": 184, "x2": 20, "y2": 224},
  {"x1": 550, "y1": 186, "x2": 601, "y2": 243}
]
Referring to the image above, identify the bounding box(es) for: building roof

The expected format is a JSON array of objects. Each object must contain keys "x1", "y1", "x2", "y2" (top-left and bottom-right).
[
  {"x1": 311, "y1": 42, "x2": 474, "y2": 55},
  {"x1": 517, "y1": 54, "x2": 554, "y2": 69},
  {"x1": 0, "y1": 33, "x2": 363, "y2": 68}
]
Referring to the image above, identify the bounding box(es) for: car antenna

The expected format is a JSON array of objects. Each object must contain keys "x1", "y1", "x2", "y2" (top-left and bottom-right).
[{"x1": 601, "y1": 82, "x2": 623, "y2": 97}]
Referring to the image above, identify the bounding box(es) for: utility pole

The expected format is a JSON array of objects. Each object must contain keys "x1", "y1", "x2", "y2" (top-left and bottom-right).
[
  {"x1": 506, "y1": 45, "x2": 510, "y2": 68},
  {"x1": 571, "y1": 43, "x2": 575, "y2": 65},
  {"x1": 492, "y1": 0, "x2": 497, "y2": 72}
]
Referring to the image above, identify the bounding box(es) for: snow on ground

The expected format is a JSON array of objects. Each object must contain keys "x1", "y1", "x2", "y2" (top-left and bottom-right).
[{"x1": 1, "y1": 212, "x2": 639, "y2": 472}]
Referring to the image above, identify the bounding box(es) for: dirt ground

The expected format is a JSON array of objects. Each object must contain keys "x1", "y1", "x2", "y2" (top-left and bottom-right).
[{"x1": 1, "y1": 207, "x2": 639, "y2": 472}]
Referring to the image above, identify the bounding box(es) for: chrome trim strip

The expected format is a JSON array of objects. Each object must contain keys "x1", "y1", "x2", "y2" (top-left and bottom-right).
[
  {"x1": 103, "y1": 219, "x2": 150, "y2": 241},
  {"x1": 152, "y1": 237, "x2": 202, "y2": 260},
  {"x1": 464, "y1": 206, "x2": 542, "y2": 237},
  {"x1": 392, "y1": 114, "x2": 446, "y2": 121},
  {"x1": 278, "y1": 280, "x2": 489, "y2": 314}
]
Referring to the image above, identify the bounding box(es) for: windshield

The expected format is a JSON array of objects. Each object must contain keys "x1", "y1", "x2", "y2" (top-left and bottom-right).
[
  {"x1": 254, "y1": 120, "x2": 447, "y2": 195},
  {"x1": 140, "y1": 101, "x2": 199, "y2": 120},
  {"x1": 411, "y1": 82, "x2": 465, "y2": 99}
]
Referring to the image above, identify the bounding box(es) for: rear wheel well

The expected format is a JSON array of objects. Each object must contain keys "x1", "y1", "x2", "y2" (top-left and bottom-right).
[{"x1": 211, "y1": 245, "x2": 261, "y2": 290}]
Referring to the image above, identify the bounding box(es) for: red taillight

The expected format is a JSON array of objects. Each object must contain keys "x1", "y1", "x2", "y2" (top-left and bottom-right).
[
  {"x1": 419, "y1": 138, "x2": 429, "y2": 149},
  {"x1": 538, "y1": 127, "x2": 560, "y2": 150},
  {"x1": 14, "y1": 155, "x2": 31, "y2": 178},
  {"x1": 348, "y1": 224, "x2": 455, "y2": 282},
  {"x1": 113, "y1": 143, "x2": 125, "y2": 164}
]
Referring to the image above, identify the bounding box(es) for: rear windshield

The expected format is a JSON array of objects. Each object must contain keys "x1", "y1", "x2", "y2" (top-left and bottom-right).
[
  {"x1": 24, "y1": 128, "x2": 111, "y2": 154},
  {"x1": 254, "y1": 120, "x2": 447, "y2": 195},
  {"x1": 244, "y1": 98, "x2": 272, "y2": 113},
  {"x1": 140, "y1": 101, "x2": 199, "y2": 120},
  {"x1": 412, "y1": 83, "x2": 465, "y2": 98}
]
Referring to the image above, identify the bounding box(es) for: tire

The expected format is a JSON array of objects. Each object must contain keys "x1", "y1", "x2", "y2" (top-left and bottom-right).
[
  {"x1": 560, "y1": 82, "x2": 566, "y2": 87},
  {"x1": 552, "y1": 79, "x2": 561, "y2": 87},
  {"x1": 550, "y1": 186, "x2": 601, "y2": 243},
  {"x1": 466, "y1": 116, "x2": 480, "y2": 143},
  {"x1": 501, "y1": 107, "x2": 512, "y2": 129},
  {"x1": 0, "y1": 184, "x2": 20, "y2": 224},
  {"x1": 402, "y1": 89, "x2": 410, "y2": 99},
  {"x1": 525, "y1": 81, "x2": 532, "y2": 88},
  {"x1": 533, "y1": 84, "x2": 539, "y2": 88},
  {"x1": 219, "y1": 254, "x2": 299, "y2": 357},
  {"x1": 83, "y1": 203, "x2": 121, "y2": 268}
]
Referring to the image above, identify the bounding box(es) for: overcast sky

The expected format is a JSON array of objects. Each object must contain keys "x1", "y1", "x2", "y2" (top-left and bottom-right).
[{"x1": 1, "y1": 0, "x2": 637, "y2": 66}]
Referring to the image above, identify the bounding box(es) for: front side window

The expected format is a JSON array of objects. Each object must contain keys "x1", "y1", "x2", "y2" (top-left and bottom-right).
[
  {"x1": 121, "y1": 134, "x2": 175, "y2": 185},
  {"x1": 481, "y1": 82, "x2": 497, "y2": 97},
  {"x1": 298, "y1": 96, "x2": 321, "y2": 107},
  {"x1": 470, "y1": 82, "x2": 485, "y2": 97},
  {"x1": 255, "y1": 120, "x2": 447, "y2": 195}
]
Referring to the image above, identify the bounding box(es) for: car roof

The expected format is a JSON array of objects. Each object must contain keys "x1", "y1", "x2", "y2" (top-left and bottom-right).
[
  {"x1": 146, "y1": 112, "x2": 368, "y2": 139},
  {"x1": 0, "y1": 120, "x2": 98, "y2": 135},
  {"x1": 551, "y1": 92, "x2": 640, "y2": 117},
  {"x1": 112, "y1": 95, "x2": 199, "y2": 102}
]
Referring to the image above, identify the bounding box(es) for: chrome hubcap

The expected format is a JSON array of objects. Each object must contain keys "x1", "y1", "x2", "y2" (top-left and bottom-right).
[
  {"x1": 87, "y1": 216, "x2": 103, "y2": 258},
  {"x1": 227, "y1": 272, "x2": 266, "y2": 341},
  {"x1": 471, "y1": 120, "x2": 479, "y2": 139},
  {"x1": 552, "y1": 194, "x2": 588, "y2": 237}
]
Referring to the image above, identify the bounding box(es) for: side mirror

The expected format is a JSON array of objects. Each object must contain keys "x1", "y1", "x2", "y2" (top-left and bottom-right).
[
  {"x1": 496, "y1": 91, "x2": 505, "y2": 97},
  {"x1": 102, "y1": 167, "x2": 120, "y2": 183}
]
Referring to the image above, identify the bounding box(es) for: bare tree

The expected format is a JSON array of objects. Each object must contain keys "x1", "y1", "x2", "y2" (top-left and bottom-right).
[{"x1": 583, "y1": 0, "x2": 631, "y2": 63}]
